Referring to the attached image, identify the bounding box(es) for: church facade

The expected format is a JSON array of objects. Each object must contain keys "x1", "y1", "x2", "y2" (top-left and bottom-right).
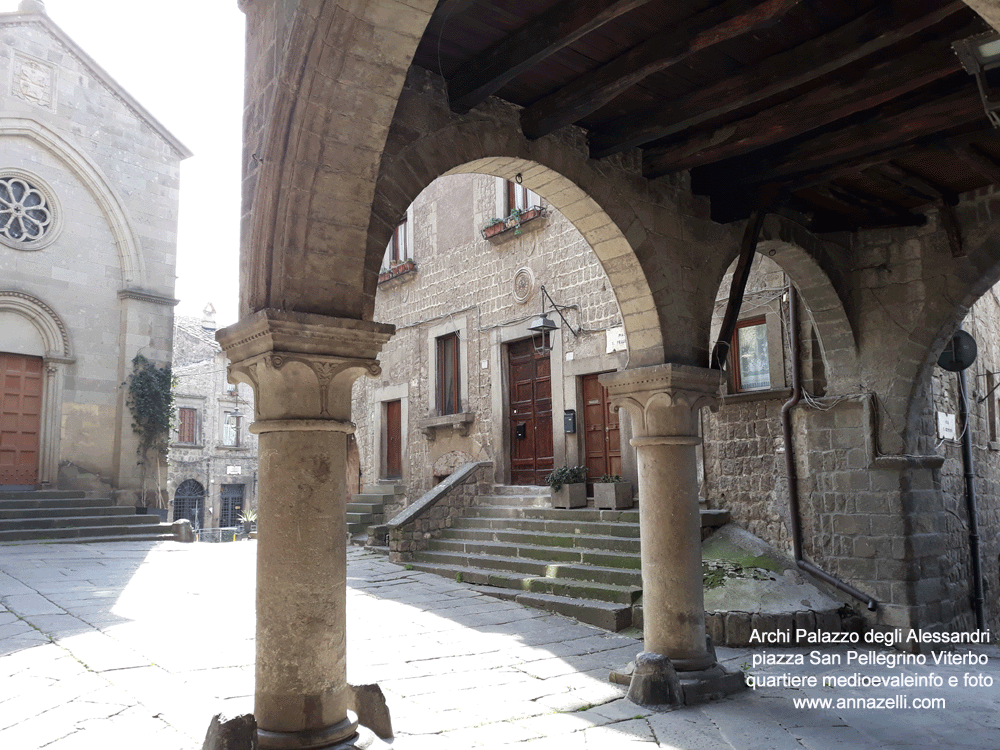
[{"x1": 0, "y1": 2, "x2": 189, "y2": 502}]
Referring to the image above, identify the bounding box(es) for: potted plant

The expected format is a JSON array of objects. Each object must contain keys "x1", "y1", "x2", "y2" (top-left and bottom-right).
[
  {"x1": 546, "y1": 465, "x2": 588, "y2": 509},
  {"x1": 594, "y1": 474, "x2": 633, "y2": 510},
  {"x1": 239, "y1": 507, "x2": 257, "y2": 537}
]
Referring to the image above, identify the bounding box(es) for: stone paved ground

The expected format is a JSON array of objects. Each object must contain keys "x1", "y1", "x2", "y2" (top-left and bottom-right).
[{"x1": 0, "y1": 541, "x2": 998, "y2": 749}]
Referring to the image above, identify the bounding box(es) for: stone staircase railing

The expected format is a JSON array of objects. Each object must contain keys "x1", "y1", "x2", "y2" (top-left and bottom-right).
[{"x1": 386, "y1": 461, "x2": 492, "y2": 562}]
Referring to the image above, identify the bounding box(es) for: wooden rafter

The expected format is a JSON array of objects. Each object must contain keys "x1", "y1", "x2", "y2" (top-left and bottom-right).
[
  {"x1": 519, "y1": 0, "x2": 801, "y2": 140},
  {"x1": 684, "y1": 87, "x2": 984, "y2": 189},
  {"x1": 447, "y1": 0, "x2": 654, "y2": 114},
  {"x1": 951, "y1": 142, "x2": 1000, "y2": 184},
  {"x1": 589, "y1": 1, "x2": 970, "y2": 159},
  {"x1": 642, "y1": 39, "x2": 970, "y2": 175}
]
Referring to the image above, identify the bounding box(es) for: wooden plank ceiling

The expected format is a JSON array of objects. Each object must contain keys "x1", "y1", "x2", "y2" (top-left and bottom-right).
[{"x1": 413, "y1": 0, "x2": 1000, "y2": 232}]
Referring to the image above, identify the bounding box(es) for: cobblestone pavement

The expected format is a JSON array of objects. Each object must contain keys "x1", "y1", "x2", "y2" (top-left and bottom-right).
[{"x1": 0, "y1": 541, "x2": 998, "y2": 749}]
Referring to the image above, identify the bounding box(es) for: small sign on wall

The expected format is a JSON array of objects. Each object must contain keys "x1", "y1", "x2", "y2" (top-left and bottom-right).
[
  {"x1": 937, "y1": 412, "x2": 956, "y2": 441},
  {"x1": 226, "y1": 465, "x2": 242, "y2": 475},
  {"x1": 606, "y1": 326, "x2": 627, "y2": 354}
]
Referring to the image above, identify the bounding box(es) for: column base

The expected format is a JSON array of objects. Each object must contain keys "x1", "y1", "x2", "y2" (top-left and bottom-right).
[
  {"x1": 625, "y1": 652, "x2": 747, "y2": 709},
  {"x1": 258, "y1": 712, "x2": 370, "y2": 750}
]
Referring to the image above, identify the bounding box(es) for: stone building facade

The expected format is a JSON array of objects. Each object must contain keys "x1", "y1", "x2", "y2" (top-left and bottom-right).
[
  {"x1": 352, "y1": 173, "x2": 635, "y2": 509},
  {"x1": 168, "y1": 307, "x2": 258, "y2": 530},
  {"x1": 0, "y1": 2, "x2": 189, "y2": 500}
]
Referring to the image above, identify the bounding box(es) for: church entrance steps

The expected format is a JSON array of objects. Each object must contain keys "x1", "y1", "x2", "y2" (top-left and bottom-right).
[{"x1": 0, "y1": 490, "x2": 177, "y2": 544}]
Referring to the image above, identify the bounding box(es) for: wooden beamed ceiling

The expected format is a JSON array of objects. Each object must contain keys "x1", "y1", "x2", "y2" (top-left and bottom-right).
[{"x1": 414, "y1": 0, "x2": 1000, "y2": 231}]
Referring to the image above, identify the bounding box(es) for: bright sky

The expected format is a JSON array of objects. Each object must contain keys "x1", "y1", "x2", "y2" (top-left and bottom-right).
[{"x1": 3, "y1": 0, "x2": 247, "y2": 325}]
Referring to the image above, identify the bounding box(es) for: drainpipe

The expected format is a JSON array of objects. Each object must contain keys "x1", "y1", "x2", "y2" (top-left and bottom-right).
[
  {"x1": 782, "y1": 284, "x2": 877, "y2": 611},
  {"x1": 957, "y1": 364, "x2": 986, "y2": 630}
]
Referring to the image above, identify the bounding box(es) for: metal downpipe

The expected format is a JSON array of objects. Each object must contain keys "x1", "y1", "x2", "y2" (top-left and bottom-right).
[{"x1": 958, "y1": 366, "x2": 986, "y2": 630}]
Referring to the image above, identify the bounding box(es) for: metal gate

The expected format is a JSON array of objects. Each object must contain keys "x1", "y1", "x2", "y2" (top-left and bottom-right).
[
  {"x1": 174, "y1": 479, "x2": 205, "y2": 529},
  {"x1": 220, "y1": 483, "x2": 245, "y2": 527}
]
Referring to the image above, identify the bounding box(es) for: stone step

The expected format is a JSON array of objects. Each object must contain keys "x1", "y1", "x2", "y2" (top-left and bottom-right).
[
  {"x1": 438, "y1": 526, "x2": 641, "y2": 555},
  {"x1": 408, "y1": 554, "x2": 641, "y2": 604},
  {"x1": 346, "y1": 512, "x2": 379, "y2": 525},
  {"x1": 453, "y1": 514, "x2": 640, "y2": 540},
  {"x1": 487, "y1": 485, "x2": 549, "y2": 497},
  {"x1": 0, "y1": 505, "x2": 137, "y2": 520},
  {"x1": 466, "y1": 503, "x2": 641, "y2": 524},
  {"x1": 510, "y1": 592, "x2": 632, "y2": 632},
  {"x1": 427, "y1": 537, "x2": 641, "y2": 575},
  {"x1": 347, "y1": 501, "x2": 384, "y2": 514},
  {"x1": 0, "y1": 489, "x2": 89, "y2": 500},
  {"x1": 0, "y1": 495, "x2": 116, "y2": 510},
  {"x1": 0, "y1": 522, "x2": 175, "y2": 543},
  {"x1": 0, "y1": 532, "x2": 179, "y2": 546},
  {"x1": 361, "y1": 485, "x2": 405, "y2": 496},
  {"x1": 0, "y1": 514, "x2": 161, "y2": 532}
]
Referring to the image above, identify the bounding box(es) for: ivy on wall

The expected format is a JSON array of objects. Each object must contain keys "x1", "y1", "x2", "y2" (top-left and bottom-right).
[{"x1": 125, "y1": 354, "x2": 174, "y2": 507}]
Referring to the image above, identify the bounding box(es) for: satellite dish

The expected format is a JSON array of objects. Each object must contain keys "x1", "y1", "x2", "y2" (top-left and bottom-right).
[{"x1": 937, "y1": 330, "x2": 977, "y2": 372}]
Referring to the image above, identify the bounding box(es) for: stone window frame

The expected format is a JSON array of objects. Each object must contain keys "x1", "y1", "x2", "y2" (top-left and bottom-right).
[
  {"x1": 383, "y1": 205, "x2": 414, "y2": 267},
  {"x1": 222, "y1": 411, "x2": 242, "y2": 448},
  {"x1": 0, "y1": 168, "x2": 63, "y2": 251},
  {"x1": 427, "y1": 317, "x2": 470, "y2": 418},
  {"x1": 177, "y1": 406, "x2": 200, "y2": 445}
]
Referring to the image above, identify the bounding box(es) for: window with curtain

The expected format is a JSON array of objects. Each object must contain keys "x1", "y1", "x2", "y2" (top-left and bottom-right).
[{"x1": 437, "y1": 333, "x2": 460, "y2": 415}]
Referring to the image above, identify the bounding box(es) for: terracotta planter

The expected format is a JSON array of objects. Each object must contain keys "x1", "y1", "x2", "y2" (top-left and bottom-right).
[
  {"x1": 378, "y1": 260, "x2": 417, "y2": 284},
  {"x1": 594, "y1": 481, "x2": 633, "y2": 510},
  {"x1": 551, "y1": 482, "x2": 587, "y2": 509}
]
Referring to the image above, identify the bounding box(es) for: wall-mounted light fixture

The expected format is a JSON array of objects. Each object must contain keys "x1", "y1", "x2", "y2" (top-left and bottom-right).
[
  {"x1": 527, "y1": 284, "x2": 579, "y2": 353},
  {"x1": 954, "y1": 31, "x2": 1000, "y2": 128}
]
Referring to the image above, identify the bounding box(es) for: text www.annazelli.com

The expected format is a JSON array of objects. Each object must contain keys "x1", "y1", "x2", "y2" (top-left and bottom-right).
[{"x1": 792, "y1": 696, "x2": 946, "y2": 710}]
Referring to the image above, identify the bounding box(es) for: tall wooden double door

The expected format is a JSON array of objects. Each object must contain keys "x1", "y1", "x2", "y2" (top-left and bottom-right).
[
  {"x1": 508, "y1": 338, "x2": 553, "y2": 486},
  {"x1": 0, "y1": 353, "x2": 42, "y2": 486},
  {"x1": 582, "y1": 372, "x2": 621, "y2": 482}
]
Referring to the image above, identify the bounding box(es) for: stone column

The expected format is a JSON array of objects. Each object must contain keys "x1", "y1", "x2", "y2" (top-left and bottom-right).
[
  {"x1": 600, "y1": 363, "x2": 744, "y2": 706},
  {"x1": 218, "y1": 310, "x2": 394, "y2": 750}
]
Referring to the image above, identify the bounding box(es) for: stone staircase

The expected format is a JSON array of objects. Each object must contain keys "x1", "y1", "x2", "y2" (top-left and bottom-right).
[
  {"x1": 406, "y1": 486, "x2": 684, "y2": 632},
  {"x1": 0, "y1": 489, "x2": 177, "y2": 544},
  {"x1": 347, "y1": 484, "x2": 405, "y2": 543}
]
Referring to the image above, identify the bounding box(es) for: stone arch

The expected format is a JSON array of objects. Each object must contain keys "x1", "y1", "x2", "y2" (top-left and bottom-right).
[
  {"x1": 0, "y1": 117, "x2": 146, "y2": 287},
  {"x1": 0, "y1": 290, "x2": 72, "y2": 360},
  {"x1": 173, "y1": 478, "x2": 206, "y2": 528},
  {"x1": 755, "y1": 215, "x2": 860, "y2": 393},
  {"x1": 367, "y1": 77, "x2": 676, "y2": 367},
  {"x1": 899, "y1": 220, "x2": 1000, "y2": 453},
  {"x1": 707, "y1": 214, "x2": 860, "y2": 394},
  {"x1": 0, "y1": 290, "x2": 73, "y2": 486}
]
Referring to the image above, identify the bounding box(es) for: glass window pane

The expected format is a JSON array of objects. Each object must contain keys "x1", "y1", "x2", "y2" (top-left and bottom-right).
[{"x1": 737, "y1": 323, "x2": 770, "y2": 390}]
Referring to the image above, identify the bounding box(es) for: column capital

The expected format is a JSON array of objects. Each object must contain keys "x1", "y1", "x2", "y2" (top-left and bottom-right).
[
  {"x1": 217, "y1": 310, "x2": 395, "y2": 424},
  {"x1": 600, "y1": 363, "x2": 721, "y2": 438}
]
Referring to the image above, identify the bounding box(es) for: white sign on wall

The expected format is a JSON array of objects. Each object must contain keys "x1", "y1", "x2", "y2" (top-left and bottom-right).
[
  {"x1": 226, "y1": 465, "x2": 242, "y2": 475},
  {"x1": 606, "y1": 326, "x2": 628, "y2": 354},
  {"x1": 937, "y1": 412, "x2": 956, "y2": 441}
]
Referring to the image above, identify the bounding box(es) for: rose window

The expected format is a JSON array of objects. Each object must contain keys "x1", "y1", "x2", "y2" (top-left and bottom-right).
[{"x1": 0, "y1": 176, "x2": 52, "y2": 245}]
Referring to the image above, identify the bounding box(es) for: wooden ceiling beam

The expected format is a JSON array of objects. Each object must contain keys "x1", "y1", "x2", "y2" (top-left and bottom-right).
[
  {"x1": 447, "y1": 0, "x2": 655, "y2": 114},
  {"x1": 876, "y1": 162, "x2": 957, "y2": 203},
  {"x1": 642, "y1": 39, "x2": 970, "y2": 175},
  {"x1": 951, "y1": 142, "x2": 1000, "y2": 185},
  {"x1": 519, "y1": 0, "x2": 800, "y2": 140},
  {"x1": 680, "y1": 88, "x2": 984, "y2": 189},
  {"x1": 589, "y1": 1, "x2": 971, "y2": 159}
]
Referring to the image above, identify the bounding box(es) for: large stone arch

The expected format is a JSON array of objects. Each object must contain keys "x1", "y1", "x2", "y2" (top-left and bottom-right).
[
  {"x1": 0, "y1": 290, "x2": 73, "y2": 486},
  {"x1": 0, "y1": 117, "x2": 146, "y2": 287},
  {"x1": 363, "y1": 70, "x2": 732, "y2": 367},
  {"x1": 239, "y1": 0, "x2": 437, "y2": 320}
]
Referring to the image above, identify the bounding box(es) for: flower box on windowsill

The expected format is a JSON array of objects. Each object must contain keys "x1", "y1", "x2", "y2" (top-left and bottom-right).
[
  {"x1": 481, "y1": 206, "x2": 545, "y2": 240},
  {"x1": 378, "y1": 260, "x2": 417, "y2": 284}
]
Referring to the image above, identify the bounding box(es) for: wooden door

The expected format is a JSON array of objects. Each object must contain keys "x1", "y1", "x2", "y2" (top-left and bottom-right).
[
  {"x1": 0, "y1": 353, "x2": 42, "y2": 486},
  {"x1": 385, "y1": 399, "x2": 402, "y2": 479},
  {"x1": 508, "y1": 338, "x2": 553, "y2": 485},
  {"x1": 582, "y1": 373, "x2": 621, "y2": 482}
]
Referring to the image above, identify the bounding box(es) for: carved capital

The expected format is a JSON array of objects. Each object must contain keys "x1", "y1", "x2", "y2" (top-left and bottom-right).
[
  {"x1": 218, "y1": 310, "x2": 394, "y2": 423},
  {"x1": 599, "y1": 364, "x2": 721, "y2": 440}
]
